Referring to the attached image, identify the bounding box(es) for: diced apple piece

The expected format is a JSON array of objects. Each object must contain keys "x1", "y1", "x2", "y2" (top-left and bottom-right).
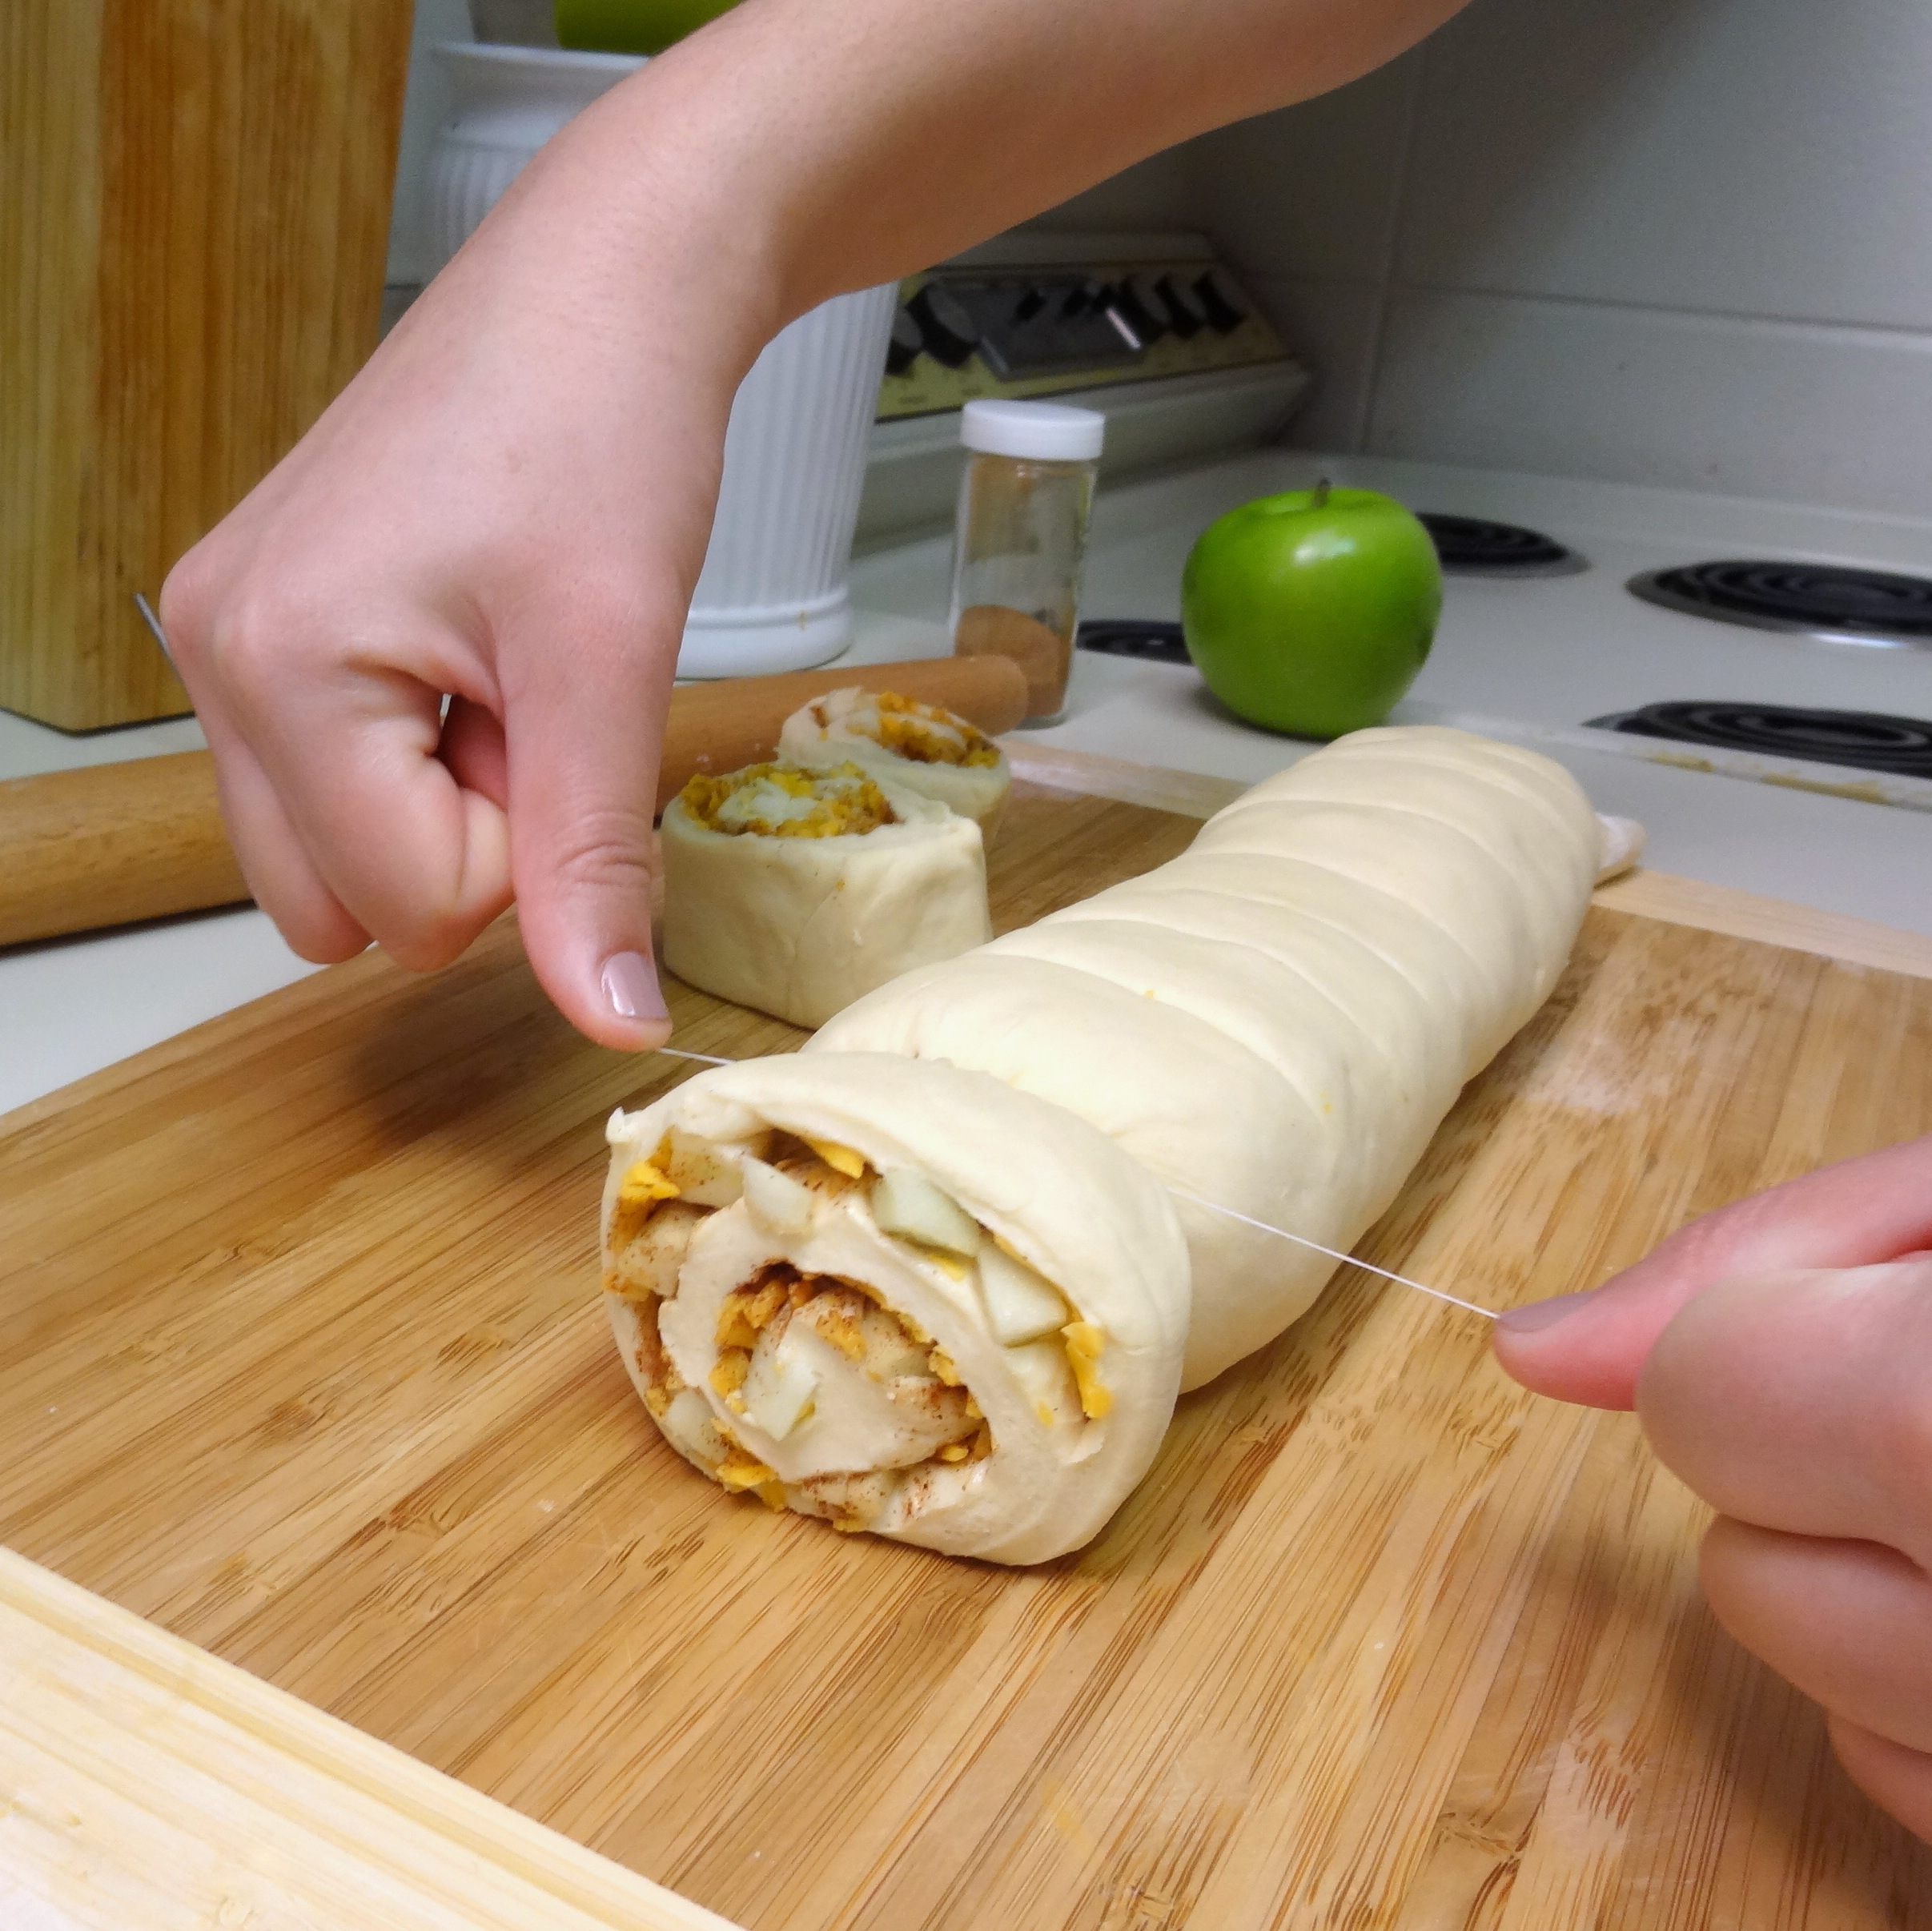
[
  {"x1": 742, "y1": 1155, "x2": 816, "y2": 1237},
  {"x1": 659, "y1": 1388, "x2": 728, "y2": 1468},
  {"x1": 743, "y1": 1329, "x2": 821, "y2": 1441},
  {"x1": 660, "y1": 1127, "x2": 744, "y2": 1207},
  {"x1": 1003, "y1": 1338, "x2": 1080, "y2": 1428},
  {"x1": 859, "y1": 1303, "x2": 932, "y2": 1381},
  {"x1": 871, "y1": 1168, "x2": 982, "y2": 1259},
  {"x1": 978, "y1": 1243, "x2": 1070, "y2": 1346},
  {"x1": 611, "y1": 1199, "x2": 708, "y2": 1299}
]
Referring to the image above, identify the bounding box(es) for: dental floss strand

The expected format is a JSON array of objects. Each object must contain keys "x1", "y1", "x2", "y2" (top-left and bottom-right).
[
  {"x1": 1166, "y1": 1187, "x2": 1498, "y2": 1321},
  {"x1": 647, "y1": 1046, "x2": 1498, "y2": 1320}
]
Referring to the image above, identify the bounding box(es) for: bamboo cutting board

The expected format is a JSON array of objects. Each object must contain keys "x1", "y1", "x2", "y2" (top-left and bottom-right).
[{"x1": 6, "y1": 761, "x2": 1932, "y2": 1927}]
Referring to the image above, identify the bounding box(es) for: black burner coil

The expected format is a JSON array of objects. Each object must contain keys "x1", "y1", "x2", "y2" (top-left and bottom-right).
[
  {"x1": 1629, "y1": 560, "x2": 1932, "y2": 649},
  {"x1": 1076, "y1": 618, "x2": 1191, "y2": 663},
  {"x1": 1589, "y1": 700, "x2": 1932, "y2": 779},
  {"x1": 1415, "y1": 513, "x2": 1581, "y2": 574}
]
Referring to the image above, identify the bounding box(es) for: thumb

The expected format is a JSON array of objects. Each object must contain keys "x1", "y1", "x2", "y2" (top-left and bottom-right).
[
  {"x1": 503, "y1": 606, "x2": 677, "y2": 1052},
  {"x1": 1493, "y1": 1133, "x2": 1932, "y2": 1411}
]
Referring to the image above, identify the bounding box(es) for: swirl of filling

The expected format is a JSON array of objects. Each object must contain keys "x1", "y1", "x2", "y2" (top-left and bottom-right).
[
  {"x1": 678, "y1": 761, "x2": 897, "y2": 838},
  {"x1": 600, "y1": 1053, "x2": 1189, "y2": 1564},
  {"x1": 778, "y1": 688, "x2": 1011, "y2": 832}
]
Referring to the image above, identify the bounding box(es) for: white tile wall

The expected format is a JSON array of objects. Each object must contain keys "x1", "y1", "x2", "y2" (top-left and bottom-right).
[
  {"x1": 1231, "y1": 275, "x2": 1381, "y2": 451},
  {"x1": 1368, "y1": 293, "x2": 1932, "y2": 511},
  {"x1": 1188, "y1": 0, "x2": 1932, "y2": 515}
]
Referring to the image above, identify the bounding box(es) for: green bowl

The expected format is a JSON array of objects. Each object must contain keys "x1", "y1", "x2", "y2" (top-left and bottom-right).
[{"x1": 554, "y1": 0, "x2": 741, "y2": 54}]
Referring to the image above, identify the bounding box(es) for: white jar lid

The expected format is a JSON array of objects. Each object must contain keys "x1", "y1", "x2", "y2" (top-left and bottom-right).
[{"x1": 960, "y1": 398, "x2": 1106, "y2": 462}]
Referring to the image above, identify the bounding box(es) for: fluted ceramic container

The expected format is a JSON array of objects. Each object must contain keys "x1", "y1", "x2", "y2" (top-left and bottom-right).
[
  {"x1": 427, "y1": 42, "x2": 894, "y2": 676},
  {"x1": 424, "y1": 45, "x2": 643, "y2": 275},
  {"x1": 680, "y1": 282, "x2": 897, "y2": 675}
]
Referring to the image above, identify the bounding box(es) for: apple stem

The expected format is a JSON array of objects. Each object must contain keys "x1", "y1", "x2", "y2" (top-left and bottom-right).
[{"x1": 1312, "y1": 477, "x2": 1332, "y2": 509}]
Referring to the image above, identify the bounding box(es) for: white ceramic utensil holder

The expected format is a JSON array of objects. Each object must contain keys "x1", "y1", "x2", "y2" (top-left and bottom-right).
[
  {"x1": 424, "y1": 44, "x2": 643, "y2": 275},
  {"x1": 426, "y1": 42, "x2": 892, "y2": 677},
  {"x1": 680, "y1": 282, "x2": 897, "y2": 676}
]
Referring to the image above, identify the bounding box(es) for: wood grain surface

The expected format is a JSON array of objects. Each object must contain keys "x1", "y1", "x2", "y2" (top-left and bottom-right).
[
  {"x1": 0, "y1": 1, "x2": 411, "y2": 729},
  {"x1": 0, "y1": 1547, "x2": 741, "y2": 1931},
  {"x1": 5, "y1": 778, "x2": 1931, "y2": 1928}
]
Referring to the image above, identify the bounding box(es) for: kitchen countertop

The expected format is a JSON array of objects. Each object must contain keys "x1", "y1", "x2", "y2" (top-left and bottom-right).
[
  {"x1": 6, "y1": 448, "x2": 1930, "y2": 1116},
  {"x1": 10, "y1": 777, "x2": 1932, "y2": 1929}
]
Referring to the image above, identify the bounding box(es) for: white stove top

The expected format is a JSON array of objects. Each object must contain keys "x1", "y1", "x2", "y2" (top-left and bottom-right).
[
  {"x1": 849, "y1": 449, "x2": 1932, "y2": 940},
  {"x1": 4, "y1": 449, "x2": 1929, "y2": 1115}
]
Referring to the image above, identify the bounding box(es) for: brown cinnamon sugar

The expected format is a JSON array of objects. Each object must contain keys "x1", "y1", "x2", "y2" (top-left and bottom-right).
[{"x1": 954, "y1": 604, "x2": 1070, "y2": 718}]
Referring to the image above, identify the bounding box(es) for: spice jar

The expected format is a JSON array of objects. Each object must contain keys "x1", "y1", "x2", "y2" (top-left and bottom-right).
[{"x1": 947, "y1": 399, "x2": 1105, "y2": 726}]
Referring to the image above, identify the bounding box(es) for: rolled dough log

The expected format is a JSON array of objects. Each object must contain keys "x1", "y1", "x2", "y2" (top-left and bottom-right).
[{"x1": 815, "y1": 725, "x2": 1602, "y2": 1387}]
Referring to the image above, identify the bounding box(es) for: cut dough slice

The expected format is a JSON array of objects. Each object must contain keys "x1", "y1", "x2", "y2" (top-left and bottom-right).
[
  {"x1": 777, "y1": 686, "x2": 1012, "y2": 832},
  {"x1": 661, "y1": 761, "x2": 990, "y2": 1030}
]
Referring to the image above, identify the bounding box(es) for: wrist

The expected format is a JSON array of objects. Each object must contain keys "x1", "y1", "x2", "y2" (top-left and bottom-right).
[{"x1": 432, "y1": 59, "x2": 797, "y2": 392}]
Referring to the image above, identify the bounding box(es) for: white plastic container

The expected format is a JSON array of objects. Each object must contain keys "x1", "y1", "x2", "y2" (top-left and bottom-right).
[{"x1": 425, "y1": 42, "x2": 893, "y2": 676}]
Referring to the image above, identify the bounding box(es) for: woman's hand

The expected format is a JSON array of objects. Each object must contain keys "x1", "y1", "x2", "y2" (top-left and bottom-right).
[
  {"x1": 159, "y1": 86, "x2": 774, "y2": 1049},
  {"x1": 1496, "y1": 1134, "x2": 1932, "y2": 1837}
]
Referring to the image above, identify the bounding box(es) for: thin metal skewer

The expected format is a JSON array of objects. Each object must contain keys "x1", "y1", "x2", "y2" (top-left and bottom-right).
[
  {"x1": 650, "y1": 1044, "x2": 1496, "y2": 1321},
  {"x1": 133, "y1": 592, "x2": 171, "y2": 660}
]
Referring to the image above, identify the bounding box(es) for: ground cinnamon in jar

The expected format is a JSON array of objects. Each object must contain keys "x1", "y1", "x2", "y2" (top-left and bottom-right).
[{"x1": 946, "y1": 400, "x2": 1104, "y2": 726}]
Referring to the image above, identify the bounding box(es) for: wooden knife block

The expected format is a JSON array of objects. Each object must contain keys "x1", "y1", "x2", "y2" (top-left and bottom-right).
[{"x1": 0, "y1": 2, "x2": 412, "y2": 731}]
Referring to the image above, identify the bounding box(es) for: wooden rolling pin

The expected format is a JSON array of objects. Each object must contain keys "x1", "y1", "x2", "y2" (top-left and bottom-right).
[{"x1": 0, "y1": 656, "x2": 1027, "y2": 949}]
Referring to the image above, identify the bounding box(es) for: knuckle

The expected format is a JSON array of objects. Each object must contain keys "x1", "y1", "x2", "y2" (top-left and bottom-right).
[
  {"x1": 157, "y1": 551, "x2": 219, "y2": 674},
  {"x1": 386, "y1": 922, "x2": 476, "y2": 975},
  {"x1": 541, "y1": 806, "x2": 658, "y2": 897}
]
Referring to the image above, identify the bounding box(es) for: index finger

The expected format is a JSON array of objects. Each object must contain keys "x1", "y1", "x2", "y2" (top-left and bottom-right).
[
  {"x1": 1635, "y1": 1257, "x2": 1932, "y2": 1556},
  {"x1": 1495, "y1": 1134, "x2": 1932, "y2": 1410}
]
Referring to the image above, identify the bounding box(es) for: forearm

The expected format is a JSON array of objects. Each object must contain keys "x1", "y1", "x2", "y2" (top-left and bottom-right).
[
  {"x1": 162, "y1": 0, "x2": 1466, "y2": 1051},
  {"x1": 494, "y1": 0, "x2": 1464, "y2": 333}
]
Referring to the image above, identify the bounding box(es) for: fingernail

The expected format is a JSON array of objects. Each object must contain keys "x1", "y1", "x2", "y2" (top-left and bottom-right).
[
  {"x1": 1497, "y1": 1288, "x2": 1598, "y2": 1335},
  {"x1": 599, "y1": 950, "x2": 667, "y2": 1025}
]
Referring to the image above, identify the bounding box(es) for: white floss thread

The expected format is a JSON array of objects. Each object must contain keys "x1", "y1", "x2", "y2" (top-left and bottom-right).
[
  {"x1": 649, "y1": 1045, "x2": 1496, "y2": 1320},
  {"x1": 1165, "y1": 1187, "x2": 1497, "y2": 1321}
]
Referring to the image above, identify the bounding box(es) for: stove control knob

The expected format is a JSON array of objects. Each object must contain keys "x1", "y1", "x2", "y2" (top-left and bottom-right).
[
  {"x1": 1155, "y1": 273, "x2": 1207, "y2": 339},
  {"x1": 1011, "y1": 283, "x2": 1048, "y2": 324},
  {"x1": 1106, "y1": 275, "x2": 1168, "y2": 347},
  {"x1": 906, "y1": 282, "x2": 981, "y2": 369},
  {"x1": 1060, "y1": 278, "x2": 1103, "y2": 320},
  {"x1": 884, "y1": 305, "x2": 925, "y2": 376},
  {"x1": 1194, "y1": 267, "x2": 1247, "y2": 335}
]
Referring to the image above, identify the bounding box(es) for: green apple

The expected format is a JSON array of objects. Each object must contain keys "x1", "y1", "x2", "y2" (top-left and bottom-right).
[
  {"x1": 1180, "y1": 484, "x2": 1441, "y2": 738},
  {"x1": 554, "y1": 0, "x2": 739, "y2": 54}
]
